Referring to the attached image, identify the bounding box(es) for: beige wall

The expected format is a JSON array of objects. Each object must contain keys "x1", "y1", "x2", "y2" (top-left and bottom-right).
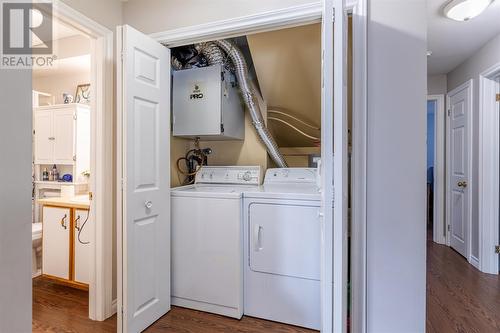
[
  {"x1": 122, "y1": 0, "x2": 319, "y2": 34},
  {"x1": 61, "y1": 0, "x2": 122, "y2": 31},
  {"x1": 247, "y1": 23, "x2": 321, "y2": 148},
  {"x1": 33, "y1": 72, "x2": 90, "y2": 104},
  {"x1": 427, "y1": 74, "x2": 447, "y2": 95}
]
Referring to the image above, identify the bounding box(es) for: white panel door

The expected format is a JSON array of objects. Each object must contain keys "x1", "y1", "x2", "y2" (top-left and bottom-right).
[
  {"x1": 118, "y1": 25, "x2": 171, "y2": 333},
  {"x1": 322, "y1": 0, "x2": 347, "y2": 332},
  {"x1": 34, "y1": 109, "x2": 53, "y2": 164},
  {"x1": 74, "y1": 209, "x2": 92, "y2": 284},
  {"x1": 447, "y1": 83, "x2": 471, "y2": 258},
  {"x1": 53, "y1": 109, "x2": 76, "y2": 164},
  {"x1": 42, "y1": 206, "x2": 70, "y2": 279}
]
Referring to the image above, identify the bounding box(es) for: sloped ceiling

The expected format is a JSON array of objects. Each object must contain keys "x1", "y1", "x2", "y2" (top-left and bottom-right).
[{"x1": 247, "y1": 23, "x2": 321, "y2": 148}]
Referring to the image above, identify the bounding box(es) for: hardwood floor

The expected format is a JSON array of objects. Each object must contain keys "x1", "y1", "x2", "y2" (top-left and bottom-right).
[
  {"x1": 35, "y1": 240, "x2": 499, "y2": 333},
  {"x1": 33, "y1": 277, "x2": 116, "y2": 333},
  {"x1": 33, "y1": 277, "x2": 316, "y2": 333},
  {"x1": 426, "y1": 239, "x2": 500, "y2": 333}
]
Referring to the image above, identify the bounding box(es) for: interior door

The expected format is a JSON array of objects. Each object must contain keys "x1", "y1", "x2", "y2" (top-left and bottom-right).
[
  {"x1": 447, "y1": 83, "x2": 471, "y2": 258},
  {"x1": 53, "y1": 108, "x2": 76, "y2": 164},
  {"x1": 34, "y1": 109, "x2": 53, "y2": 164},
  {"x1": 321, "y1": 0, "x2": 347, "y2": 332},
  {"x1": 117, "y1": 25, "x2": 171, "y2": 333}
]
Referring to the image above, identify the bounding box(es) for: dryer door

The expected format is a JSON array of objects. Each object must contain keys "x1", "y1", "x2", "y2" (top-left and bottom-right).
[{"x1": 249, "y1": 202, "x2": 320, "y2": 280}]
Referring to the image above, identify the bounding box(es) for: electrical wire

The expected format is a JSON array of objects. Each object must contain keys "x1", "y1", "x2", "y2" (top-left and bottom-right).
[
  {"x1": 267, "y1": 109, "x2": 321, "y2": 131},
  {"x1": 267, "y1": 117, "x2": 321, "y2": 141},
  {"x1": 76, "y1": 209, "x2": 90, "y2": 245}
]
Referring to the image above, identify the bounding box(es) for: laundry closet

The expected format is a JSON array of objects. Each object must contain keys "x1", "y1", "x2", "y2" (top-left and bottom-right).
[{"x1": 117, "y1": 3, "x2": 346, "y2": 331}]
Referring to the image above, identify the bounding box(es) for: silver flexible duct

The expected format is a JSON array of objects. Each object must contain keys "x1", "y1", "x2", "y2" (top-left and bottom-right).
[{"x1": 196, "y1": 40, "x2": 288, "y2": 167}]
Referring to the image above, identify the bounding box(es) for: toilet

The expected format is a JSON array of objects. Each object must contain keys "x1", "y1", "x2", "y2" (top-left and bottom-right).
[{"x1": 32, "y1": 222, "x2": 43, "y2": 278}]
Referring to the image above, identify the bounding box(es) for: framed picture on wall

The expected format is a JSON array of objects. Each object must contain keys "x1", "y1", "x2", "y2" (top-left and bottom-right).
[{"x1": 75, "y1": 83, "x2": 90, "y2": 104}]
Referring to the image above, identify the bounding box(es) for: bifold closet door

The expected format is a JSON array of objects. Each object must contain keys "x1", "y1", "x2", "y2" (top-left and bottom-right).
[
  {"x1": 321, "y1": 0, "x2": 348, "y2": 332},
  {"x1": 117, "y1": 24, "x2": 171, "y2": 333}
]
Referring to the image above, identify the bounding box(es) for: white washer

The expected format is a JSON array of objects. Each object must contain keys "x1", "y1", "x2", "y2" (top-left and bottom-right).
[
  {"x1": 243, "y1": 168, "x2": 321, "y2": 330},
  {"x1": 171, "y1": 166, "x2": 260, "y2": 319}
]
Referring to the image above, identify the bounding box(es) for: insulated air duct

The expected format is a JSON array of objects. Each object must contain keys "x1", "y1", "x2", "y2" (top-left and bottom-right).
[{"x1": 195, "y1": 41, "x2": 288, "y2": 168}]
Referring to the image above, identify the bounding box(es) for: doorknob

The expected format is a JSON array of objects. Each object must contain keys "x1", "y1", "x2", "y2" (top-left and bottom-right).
[
  {"x1": 457, "y1": 181, "x2": 468, "y2": 188},
  {"x1": 144, "y1": 201, "x2": 153, "y2": 209}
]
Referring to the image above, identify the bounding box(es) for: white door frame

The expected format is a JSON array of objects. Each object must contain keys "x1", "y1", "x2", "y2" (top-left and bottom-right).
[
  {"x1": 147, "y1": 2, "x2": 361, "y2": 332},
  {"x1": 479, "y1": 63, "x2": 500, "y2": 274},
  {"x1": 51, "y1": 0, "x2": 115, "y2": 320},
  {"x1": 446, "y1": 80, "x2": 474, "y2": 265},
  {"x1": 427, "y1": 95, "x2": 446, "y2": 245}
]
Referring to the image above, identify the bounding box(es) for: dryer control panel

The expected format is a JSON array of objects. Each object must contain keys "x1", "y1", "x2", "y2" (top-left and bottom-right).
[
  {"x1": 195, "y1": 166, "x2": 261, "y2": 185},
  {"x1": 264, "y1": 168, "x2": 318, "y2": 184}
]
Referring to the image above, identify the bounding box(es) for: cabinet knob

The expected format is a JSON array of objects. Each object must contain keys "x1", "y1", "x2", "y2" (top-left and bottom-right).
[{"x1": 145, "y1": 201, "x2": 153, "y2": 209}]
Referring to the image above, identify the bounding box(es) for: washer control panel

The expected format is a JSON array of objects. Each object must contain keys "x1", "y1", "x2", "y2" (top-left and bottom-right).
[{"x1": 195, "y1": 166, "x2": 261, "y2": 185}]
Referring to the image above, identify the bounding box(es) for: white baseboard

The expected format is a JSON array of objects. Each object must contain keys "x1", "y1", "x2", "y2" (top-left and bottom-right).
[
  {"x1": 111, "y1": 299, "x2": 117, "y2": 314},
  {"x1": 470, "y1": 255, "x2": 480, "y2": 270}
]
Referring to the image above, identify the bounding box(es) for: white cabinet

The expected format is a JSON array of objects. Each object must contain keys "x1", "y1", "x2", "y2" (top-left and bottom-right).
[
  {"x1": 74, "y1": 209, "x2": 92, "y2": 284},
  {"x1": 34, "y1": 104, "x2": 90, "y2": 167},
  {"x1": 42, "y1": 206, "x2": 70, "y2": 279}
]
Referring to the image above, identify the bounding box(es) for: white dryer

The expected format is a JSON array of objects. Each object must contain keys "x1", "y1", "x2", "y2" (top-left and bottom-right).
[
  {"x1": 170, "y1": 166, "x2": 260, "y2": 319},
  {"x1": 243, "y1": 168, "x2": 321, "y2": 330}
]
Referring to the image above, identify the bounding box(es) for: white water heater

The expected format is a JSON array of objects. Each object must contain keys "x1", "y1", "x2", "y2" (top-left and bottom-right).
[{"x1": 172, "y1": 64, "x2": 244, "y2": 140}]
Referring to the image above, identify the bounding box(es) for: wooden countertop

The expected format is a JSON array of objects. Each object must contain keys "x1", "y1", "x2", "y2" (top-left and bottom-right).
[{"x1": 37, "y1": 195, "x2": 90, "y2": 210}]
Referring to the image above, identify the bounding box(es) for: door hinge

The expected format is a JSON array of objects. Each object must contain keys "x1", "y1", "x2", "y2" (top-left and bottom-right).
[
  {"x1": 220, "y1": 123, "x2": 225, "y2": 133},
  {"x1": 447, "y1": 109, "x2": 451, "y2": 116},
  {"x1": 73, "y1": 155, "x2": 76, "y2": 162},
  {"x1": 73, "y1": 114, "x2": 77, "y2": 120},
  {"x1": 447, "y1": 224, "x2": 451, "y2": 231},
  {"x1": 88, "y1": 191, "x2": 93, "y2": 201},
  {"x1": 496, "y1": 93, "x2": 500, "y2": 102},
  {"x1": 332, "y1": 8, "x2": 335, "y2": 22},
  {"x1": 495, "y1": 245, "x2": 500, "y2": 254}
]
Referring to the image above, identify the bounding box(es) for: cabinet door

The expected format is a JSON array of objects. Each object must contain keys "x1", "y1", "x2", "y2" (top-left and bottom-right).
[
  {"x1": 53, "y1": 109, "x2": 75, "y2": 164},
  {"x1": 34, "y1": 109, "x2": 53, "y2": 164},
  {"x1": 74, "y1": 209, "x2": 92, "y2": 284},
  {"x1": 42, "y1": 206, "x2": 70, "y2": 279}
]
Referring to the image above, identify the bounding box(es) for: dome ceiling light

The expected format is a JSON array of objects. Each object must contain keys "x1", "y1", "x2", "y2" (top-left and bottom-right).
[{"x1": 444, "y1": 0, "x2": 494, "y2": 21}]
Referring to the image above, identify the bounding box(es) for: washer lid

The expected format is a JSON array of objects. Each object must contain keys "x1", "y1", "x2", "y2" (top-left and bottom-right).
[{"x1": 244, "y1": 183, "x2": 321, "y2": 201}]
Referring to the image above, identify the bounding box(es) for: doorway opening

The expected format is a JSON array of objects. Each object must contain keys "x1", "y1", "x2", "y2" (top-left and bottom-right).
[{"x1": 31, "y1": 3, "x2": 115, "y2": 330}]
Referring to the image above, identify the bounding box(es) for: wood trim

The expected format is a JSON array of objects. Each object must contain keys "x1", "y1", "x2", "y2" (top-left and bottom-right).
[
  {"x1": 42, "y1": 274, "x2": 89, "y2": 291},
  {"x1": 38, "y1": 202, "x2": 90, "y2": 210},
  {"x1": 150, "y1": 3, "x2": 322, "y2": 47}
]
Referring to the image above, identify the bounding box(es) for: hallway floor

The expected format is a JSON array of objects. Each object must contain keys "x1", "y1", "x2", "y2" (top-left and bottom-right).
[
  {"x1": 426, "y1": 239, "x2": 500, "y2": 332},
  {"x1": 33, "y1": 277, "x2": 316, "y2": 333}
]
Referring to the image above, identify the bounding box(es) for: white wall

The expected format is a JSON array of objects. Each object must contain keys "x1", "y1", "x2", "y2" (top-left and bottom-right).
[
  {"x1": 0, "y1": 71, "x2": 33, "y2": 332},
  {"x1": 367, "y1": 0, "x2": 427, "y2": 332},
  {"x1": 122, "y1": 0, "x2": 319, "y2": 34},
  {"x1": 428, "y1": 74, "x2": 447, "y2": 95},
  {"x1": 447, "y1": 32, "x2": 500, "y2": 261}
]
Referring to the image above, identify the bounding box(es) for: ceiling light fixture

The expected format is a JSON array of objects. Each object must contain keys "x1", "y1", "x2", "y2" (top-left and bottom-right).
[{"x1": 444, "y1": 0, "x2": 494, "y2": 21}]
